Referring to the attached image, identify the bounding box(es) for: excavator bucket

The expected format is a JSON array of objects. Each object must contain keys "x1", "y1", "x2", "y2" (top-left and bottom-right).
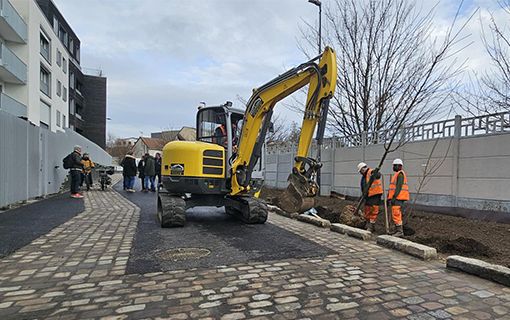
[{"x1": 278, "y1": 170, "x2": 318, "y2": 213}]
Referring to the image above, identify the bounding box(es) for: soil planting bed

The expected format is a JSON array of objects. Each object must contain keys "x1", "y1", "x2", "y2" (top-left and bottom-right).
[{"x1": 260, "y1": 187, "x2": 510, "y2": 267}]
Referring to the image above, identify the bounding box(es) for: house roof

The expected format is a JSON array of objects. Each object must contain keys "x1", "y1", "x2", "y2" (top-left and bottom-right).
[{"x1": 139, "y1": 137, "x2": 167, "y2": 150}]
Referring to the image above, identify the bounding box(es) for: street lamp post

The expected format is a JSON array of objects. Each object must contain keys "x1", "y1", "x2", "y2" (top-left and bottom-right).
[
  {"x1": 309, "y1": 0, "x2": 323, "y2": 191},
  {"x1": 308, "y1": 0, "x2": 322, "y2": 55}
]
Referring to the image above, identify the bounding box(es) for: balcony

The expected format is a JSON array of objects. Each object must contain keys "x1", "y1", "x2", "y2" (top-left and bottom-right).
[
  {"x1": 0, "y1": 92, "x2": 26, "y2": 117},
  {"x1": 0, "y1": 0, "x2": 27, "y2": 43},
  {"x1": 0, "y1": 43, "x2": 27, "y2": 84}
]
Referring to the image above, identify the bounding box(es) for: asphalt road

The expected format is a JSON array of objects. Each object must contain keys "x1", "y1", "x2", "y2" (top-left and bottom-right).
[
  {"x1": 114, "y1": 179, "x2": 335, "y2": 274},
  {"x1": 0, "y1": 193, "x2": 84, "y2": 259}
]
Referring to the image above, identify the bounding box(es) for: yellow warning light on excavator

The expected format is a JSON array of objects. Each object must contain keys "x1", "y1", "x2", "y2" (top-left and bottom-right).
[{"x1": 197, "y1": 105, "x2": 203, "y2": 109}]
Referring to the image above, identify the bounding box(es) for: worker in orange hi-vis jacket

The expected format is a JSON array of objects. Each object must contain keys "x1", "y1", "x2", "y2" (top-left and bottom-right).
[
  {"x1": 387, "y1": 158, "x2": 410, "y2": 237},
  {"x1": 357, "y1": 162, "x2": 383, "y2": 233}
]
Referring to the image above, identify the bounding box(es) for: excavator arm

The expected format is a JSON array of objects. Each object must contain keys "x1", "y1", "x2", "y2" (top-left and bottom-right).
[{"x1": 231, "y1": 47, "x2": 337, "y2": 212}]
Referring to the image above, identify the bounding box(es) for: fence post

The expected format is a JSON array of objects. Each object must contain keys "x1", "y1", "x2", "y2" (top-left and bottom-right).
[
  {"x1": 361, "y1": 131, "x2": 367, "y2": 161},
  {"x1": 452, "y1": 115, "x2": 461, "y2": 206}
]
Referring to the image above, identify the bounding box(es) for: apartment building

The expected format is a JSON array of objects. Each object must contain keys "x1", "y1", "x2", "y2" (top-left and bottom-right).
[
  {"x1": 0, "y1": 0, "x2": 107, "y2": 148},
  {"x1": 1, "y1": 0, "x2": 68, "y2": 132},
  {"x1": 36, "y1": 0, "x2": 107, "y2": 149}
]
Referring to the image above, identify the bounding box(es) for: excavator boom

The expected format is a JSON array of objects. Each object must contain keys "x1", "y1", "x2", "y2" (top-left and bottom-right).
[{"x1": 231, "y1": 47, "x2": 337, "y2": 212}]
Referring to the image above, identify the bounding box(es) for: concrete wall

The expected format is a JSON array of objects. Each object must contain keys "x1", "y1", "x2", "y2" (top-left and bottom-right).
[
  {"x1": 265, "y1": 114, "x2": 510, "y2": 213},
  {"x1": 0, "y1": 110, "x2": 111, "y2": 208}
]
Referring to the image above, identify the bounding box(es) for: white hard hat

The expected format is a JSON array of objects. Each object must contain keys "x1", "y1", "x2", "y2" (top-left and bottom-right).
[
  {"x1": 357, "y1": 162, "x2": 367, "y2": 172},
  {"x1": 393, "y1": 158, "x2": 403, "y2": 165}
]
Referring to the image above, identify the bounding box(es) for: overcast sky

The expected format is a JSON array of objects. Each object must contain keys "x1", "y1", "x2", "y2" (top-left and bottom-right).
[{"x1": 54, "y1": 0, "x2": 509, "y2": 138}]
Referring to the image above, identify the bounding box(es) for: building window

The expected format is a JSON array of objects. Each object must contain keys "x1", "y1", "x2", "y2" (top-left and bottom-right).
[
  {"x1": 56, "y1": 79, "x2": 61, "y2": 96},
  {"x1": 62, "y1": 58, "x2": 67, "y2": 73},
  {"x1": 40, "y1": 33, "x2": 50, "y2": 63},
  {"x1": 70, "y1": 38, "x2": 74, "y2": 54},
  {"x1": 76, "y1": 46, "x2": 80, "y2": 63},
  {"x1": 56, "y1": 49, "x2": 61, "y2": 67},
  {"x1": 53, "y1": 16, "x2": 58, "y2": 34},
  {"x1": 40, "y1": 66, "x2": 51, "y2": 97},
  {"x1": 59, "y1": 26, "x2": 68, "y2": 47},
  {"x1": 70, "y1": 98, "x2": 75, "y2": 114},
  {"x1": 76, "y1": 81, "x2": 82, "y2": 96},
  {"x1": 63, "y1": 114, "x2": 66, "y2": 128},
  {"x1": 40, "y1": 100, "x2": 51, "y2": 128},
  {"x1": 56, "y1": 110, "x2": 61, "y2": 127},
  {"x1": 70, "y1": 72, "x2": 74, "y2": 89},
  {"x1": 63, "y1": 87, "x2": 67, "y2": 102}
]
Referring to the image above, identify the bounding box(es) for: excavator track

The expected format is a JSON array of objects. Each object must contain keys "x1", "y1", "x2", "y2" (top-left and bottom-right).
[
  {"x1": 226, "y1": 195, "x2": 268, "y2": 224},
  {"x1": 158, "y1": 193, "x2": 186, "y2": 227}
]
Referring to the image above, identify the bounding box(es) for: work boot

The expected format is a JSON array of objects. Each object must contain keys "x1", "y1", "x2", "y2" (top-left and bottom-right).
[
  {"x1": 393, "y1": 224, "x2": 404, "y2": 238},
  {"x1": 365, "y1": 221, "x2": 375, "y2": 233}
]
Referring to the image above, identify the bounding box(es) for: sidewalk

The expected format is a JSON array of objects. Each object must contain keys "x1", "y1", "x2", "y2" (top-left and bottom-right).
[{"x1": 0, "y1": 179, "x2": 508, "y2": 319}]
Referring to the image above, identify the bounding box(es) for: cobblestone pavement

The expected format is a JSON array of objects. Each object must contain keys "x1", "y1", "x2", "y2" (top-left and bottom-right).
[{"x1": 0, "y1": 185, "x2": 509, "y2": 320}]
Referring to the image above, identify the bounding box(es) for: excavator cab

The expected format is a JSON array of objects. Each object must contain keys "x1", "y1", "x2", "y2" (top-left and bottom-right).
[{"x1": 196, "y1": 102, "x2": 244, "y2": 174}]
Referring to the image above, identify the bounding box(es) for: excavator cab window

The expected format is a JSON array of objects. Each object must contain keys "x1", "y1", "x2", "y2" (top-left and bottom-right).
[
  {"x1": 197, "y1": 108, "x2": 226, "y2": 144},
  {"x1": 197, "y1": 107, "x2": 243, "y2": 152}
]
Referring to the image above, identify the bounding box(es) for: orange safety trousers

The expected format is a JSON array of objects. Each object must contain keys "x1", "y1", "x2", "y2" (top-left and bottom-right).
[
  {"x1": 392, "y1": 205, "x2": 403, "y2": 226},
  {"x1": 364, "y1": 205, "x2": 379, "y2": 222}
]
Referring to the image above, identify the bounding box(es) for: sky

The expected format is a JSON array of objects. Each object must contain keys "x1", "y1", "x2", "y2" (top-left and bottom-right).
[{"x1": 53, "y1": 0, "x2": 509, "y2": 139}]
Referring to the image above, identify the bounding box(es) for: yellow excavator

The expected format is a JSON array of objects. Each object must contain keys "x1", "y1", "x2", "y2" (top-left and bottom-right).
[{"x1": 158, "y1": 47, "x2": 337, "y2": 227}]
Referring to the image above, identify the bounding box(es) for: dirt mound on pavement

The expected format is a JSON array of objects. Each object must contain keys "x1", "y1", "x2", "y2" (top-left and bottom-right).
[{"x1": 316, "y1": 205, "x2": 366, "y2": 228}]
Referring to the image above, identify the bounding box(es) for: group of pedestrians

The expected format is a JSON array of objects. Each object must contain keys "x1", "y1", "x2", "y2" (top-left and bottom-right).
[{"x1": 121, "y1": 152, "x2": 162, "y2": 192}]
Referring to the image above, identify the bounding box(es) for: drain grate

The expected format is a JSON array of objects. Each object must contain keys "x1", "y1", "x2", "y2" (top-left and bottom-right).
[{"x1": 156, "y1": 248, "x2": 211, "y2": 261}]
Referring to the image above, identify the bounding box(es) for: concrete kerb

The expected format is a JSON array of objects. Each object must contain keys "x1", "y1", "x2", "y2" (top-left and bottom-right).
[
  {"x1": 268, "y1": 205, "x2": 299, "y2": 219},
  {"x1": 377, "y1": 235, "x2": 438, "y2": 260},
  {"x1": 297, "y1": 214, "x2": 332, "y2": 228},
  {"x1": 447, "y1": 255, "x2": 510, "y2": 287},
  {"x1": 330, "y1": 223, "x2": 372, "y2": 241},
  {"x1": 269, "y1": 202, "x2": 510, "y2": 287}
]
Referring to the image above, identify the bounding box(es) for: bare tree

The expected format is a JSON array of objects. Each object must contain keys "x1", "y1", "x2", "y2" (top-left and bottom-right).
[
  {"x1": 457, "y1": 1, "x2": 510, "y2": 115},
  {"x1": 297, "y1": 0, "x2": 473, "y2": 145},
  {"x1": 106, "y1": 133, "x2": 132, "y2": 162},
  {"x1": 266, "y1": 114, "x2": 289, "y2": 143}
]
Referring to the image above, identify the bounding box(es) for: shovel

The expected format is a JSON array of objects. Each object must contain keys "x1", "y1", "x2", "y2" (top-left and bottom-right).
[{"x1": 381, "y1": 173, "x2": 390, "y2": 234}]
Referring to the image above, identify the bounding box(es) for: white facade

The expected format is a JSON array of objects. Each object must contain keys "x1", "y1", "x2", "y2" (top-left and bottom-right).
[{"x1": 2, "y1": 0, "x2": 69, "y2": 133}]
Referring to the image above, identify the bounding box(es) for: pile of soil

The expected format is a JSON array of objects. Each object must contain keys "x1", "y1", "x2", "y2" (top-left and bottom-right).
[{"x1": 260, "y1": 187, "x2": 510, "y2": 267}]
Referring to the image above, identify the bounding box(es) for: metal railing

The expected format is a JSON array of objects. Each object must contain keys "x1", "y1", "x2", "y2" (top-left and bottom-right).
[
  {"x1": 82, "y1": 68, "x2": 104, "y2": 77},
  {"x1": 0, "y1": 0, "x2": 27, "y2": 43},
  {"x1": 0, "y1": 43, "x2": 27, "y2": 84},
  {"x1": 0, "y1": 92, "x2": 26, "y2": 117}
]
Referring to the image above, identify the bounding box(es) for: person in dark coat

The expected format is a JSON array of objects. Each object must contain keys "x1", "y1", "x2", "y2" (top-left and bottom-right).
[
  {"x1": 70, "y1": 145, "x2": 85, "y2": 198},
  {"x1": 143, "y1": 153, "x2": 156, "y2": 192},
  {"x1": 155, "y1": 153, "x2": 162, "y2": 186},
  {"x1": 122, "y1": 152, "x2": 137, "y2": 192},
  {"x1": 137, "y1": 155, "x2": 145, "y2": 190},
  {"x1": 120, "y1": 157, "x2": 128, "y2": 190}
]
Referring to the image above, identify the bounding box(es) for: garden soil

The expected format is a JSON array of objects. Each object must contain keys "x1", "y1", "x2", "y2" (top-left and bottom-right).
[{"x1": 260, "y1": 187, "x2": 510, "y2": 267}]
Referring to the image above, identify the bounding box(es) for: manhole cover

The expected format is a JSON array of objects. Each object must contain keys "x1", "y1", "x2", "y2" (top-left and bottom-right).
[{"x1": 156, "y1": 248, "x2": 211, "y2": 261}]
